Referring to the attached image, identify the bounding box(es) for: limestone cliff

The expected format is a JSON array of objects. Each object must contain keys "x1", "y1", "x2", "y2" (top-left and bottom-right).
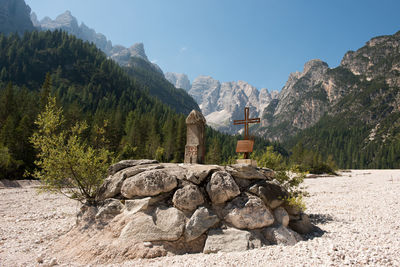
[
  {"x1": 166, "y1": 74, "x2": 278, "y2": 134},
  {"x1": 258, "y1": 30, "x2": 400, "y2": 141}
]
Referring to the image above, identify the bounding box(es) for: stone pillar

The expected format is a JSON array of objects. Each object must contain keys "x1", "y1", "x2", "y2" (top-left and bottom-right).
[{"x1": 184, "y1": 110, "x2": 206, "y2": 164}]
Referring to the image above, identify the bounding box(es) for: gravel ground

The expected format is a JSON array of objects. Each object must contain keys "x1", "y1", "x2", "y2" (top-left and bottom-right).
[{"x1": 1, "y1": 170, "x2": 400, "y2": 266}]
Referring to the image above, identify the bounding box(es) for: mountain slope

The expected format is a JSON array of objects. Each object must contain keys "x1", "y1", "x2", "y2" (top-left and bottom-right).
[
  {"x1": 123, "y1": 57, "x2": 200, "y2": 114},
  {"x1": 0, "y1": 0, "x2": 34, "y2": 35},
  {"x1": 0, "y1": 30, "x2": 191, "y2": 178},
  {"x1": 31, "y1": 10, "x2": 199, "y2": 114},
  {"x1": 283, "y1": 30, "x2": 400, "y2": 168}
]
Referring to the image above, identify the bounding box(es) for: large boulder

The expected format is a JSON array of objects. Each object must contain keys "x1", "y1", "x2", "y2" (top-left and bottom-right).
[
  {"x1": 273, "y1": 207, "x2": 289, "y2": 227},
  {"x1": 125, "y1": 197, "x2": 151, "y2": 214},
  {"x1": 172, "y1": 184, "x2": 204, "y2": 211},
  {"x1": 120, "y1": 207, "x2": 185, "y2": 242},
  {"x1": 223, "y1": 194, "x2": 275, "y2": 229},
  {"x1": 160, "y1": 163, "x2": 187, "y2": 180},
  {"x1": 206, "y1": 171, "x2": 240, "y2": 204},
  {"x1": 263, "y1": 226, "x2": 303, "y2": 245},
  {"x1": 248, "y1": 180, "x2": 289, "y2": 209},
  {"x1": 108, "y1": 159, "x2": 159, "y2": 175},
  {"x1": 185, "y1": 207, "x2": 220, "y2": 241},
  {"x1": 203, "y1": 228, "x2": 264, "y2": 253},
  {"x1": 184, "y1": 164, "x2": 220, "y2": 184},
  {"x1": 121, "y1": 170, "x2": 177, "y2": 198},
  {"x1": 97, "y1": 164, "x2": 163, "y2": 200},
  {"x1": 226, "y1": 164, "x2": 267, "y2": 180},
  {"x1": 258, "y1": 168, "x2": 275, "y2": 179}
]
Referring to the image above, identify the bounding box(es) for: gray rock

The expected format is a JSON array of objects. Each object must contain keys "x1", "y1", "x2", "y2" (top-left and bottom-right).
[
  {"x1": 120, "y1": 207, "x2": 185, "y2": 242},
  {"x1": 223, "y1": 194, "x2": 274, "y2": 229},
  {"x1": 233, "y1": 177, "x2": 253, "y2": 189},
  {"x1": 108, "y1": 159, "x2": 159, "y2": 175},
  {"x1": 125, "y1": 197, "x2": 151, "y2": 214},
  {"x1": 289, "y1": 213, "x2": 314, "y2": 234},
  {"x1": 203, "y1": 228, "x2": 263, "y2": 253},
  {"x1": 172, "y1": 184, "x2": 204, "y2": 211},
  {"x1": 227, "y1": 164, "x2": 267, "y2": 180},
  {"x1": 206, "y1": 171, "x2": 240, "y2": 204},
  {"x1": 161, "y1": 163, "x2": 187, "y2": 180},
  {"x1": 95, "y1": 198, "x2": 124, "y2": 221},
  {"x1": 121, "y1": 169, "x2": 177, "y2": 198},
  {"x1": 184, "y1": 164, "x2": 219, "y2": 184},
  {"x1": 248, "y1": 180, "x2": 289, "y2": 209},
  {"x1": 273, "y1": 207, "x2": 289, "y2": 227},
  {"x1": 259, "y1": 168, "x2": 275, "y2": 179},
  {"x1": 263, "y1": 225, "x2": 303, "y2": 245},
  {"x1": 97, "y1": 164, "x2": 163, "y2": 200},
  {"x1": 185, "y1": 207, "x2": 220, "y2": 241}
]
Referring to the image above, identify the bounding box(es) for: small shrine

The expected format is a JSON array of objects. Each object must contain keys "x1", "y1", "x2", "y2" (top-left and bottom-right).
[{"x1": 184, "y1": 110, "x2": 206, "y2": 164}]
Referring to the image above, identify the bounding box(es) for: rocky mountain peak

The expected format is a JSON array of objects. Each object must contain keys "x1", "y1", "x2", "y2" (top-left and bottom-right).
[
  {"x1": 165, "y1": 72, "x2": 191, "y2": 91},
  {"x1": 55, "y1": 10, "x2": 77, "y2": 26},
  {"x1": 39, "y1": 10, "x2": 78, "y2": 30},
  {"x1": 189, "y1": 76, "x2": 221, "y2": 106},
  {"x1": 32, "y1": 10, "x2": 160, "y2": 70},
  {"x1": 340, "y1": 30, "x2": 400, "y2": 87},
  {"x1": 128, "y1": 43, "x2": 148, "y2": 61},
  {"x1": 303, "y1": 59, "x2": 329, "y2": 74},
  {"x1": 237, "y1": 80, "x2": 259, "y2": 98}
]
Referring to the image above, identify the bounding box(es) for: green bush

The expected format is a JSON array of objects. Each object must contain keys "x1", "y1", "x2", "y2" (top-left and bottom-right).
[
  {"x1": 30, "y1": 96, "x2": 114, "y2": 204},
  {"x1": 256, "y1": 147, "x2": 308, "y2": 211}
]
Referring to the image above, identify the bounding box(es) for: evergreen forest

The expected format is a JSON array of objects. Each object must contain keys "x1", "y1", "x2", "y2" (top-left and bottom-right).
[{"x1": 0, "y1": 30, "x2": 274, "y2": 179}]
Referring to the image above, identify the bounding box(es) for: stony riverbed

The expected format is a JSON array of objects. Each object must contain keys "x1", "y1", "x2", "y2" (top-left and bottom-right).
[{"x1": 1, "y1": 170, "x2": 399, "y2": 266}]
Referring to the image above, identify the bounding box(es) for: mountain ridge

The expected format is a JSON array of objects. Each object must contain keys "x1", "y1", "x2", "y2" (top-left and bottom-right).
[
  {"x1": 166, "y1": 73, "x2": 279, "y2": 133},
  {"x1": 29, "y1": 10, "x2": 199, "y2": 114}
]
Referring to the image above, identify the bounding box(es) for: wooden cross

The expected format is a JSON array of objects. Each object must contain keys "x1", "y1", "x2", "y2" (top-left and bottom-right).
[
  {"x1": 233, "y1": 107, "x2": 260, "y2": 159},
  {"x1": 233, "y1": 107, "x2": 260, "y2": 140}
]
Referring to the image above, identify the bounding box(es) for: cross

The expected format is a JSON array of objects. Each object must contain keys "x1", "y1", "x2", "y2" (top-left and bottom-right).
[{"x1": 233, "y1": 107, "x2": 260, "y2": 140}]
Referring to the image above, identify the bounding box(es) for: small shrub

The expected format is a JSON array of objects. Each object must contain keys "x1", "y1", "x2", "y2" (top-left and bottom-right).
[
  {"x1": 30, "y1": 96, "x2": 114, "y2": 204},
  {"x1": 256, "y1": 148, "x2": 308, "y2": 210}
]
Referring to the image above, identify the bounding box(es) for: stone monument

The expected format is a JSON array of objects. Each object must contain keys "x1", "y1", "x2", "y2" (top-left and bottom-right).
[{"x1": 184, "y1": 110, "x2": 206, "y2": 164}]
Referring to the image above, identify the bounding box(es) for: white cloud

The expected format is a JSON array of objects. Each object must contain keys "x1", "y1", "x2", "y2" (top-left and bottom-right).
[
  {"x1": 151, "y1": 59, "x2": 158, "y2": 64},
  {"x1": 180, "y1": 46, "x2": 188, "y2": 53}
]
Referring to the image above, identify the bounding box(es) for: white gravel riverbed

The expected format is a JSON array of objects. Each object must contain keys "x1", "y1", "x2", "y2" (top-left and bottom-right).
[{"x1": 1, "y1": 170, "x2": 400, "y2": 266}]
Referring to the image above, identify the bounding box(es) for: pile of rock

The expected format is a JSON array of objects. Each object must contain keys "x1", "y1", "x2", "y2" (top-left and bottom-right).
[{"x1": 67, "y1": 160, "x2": 314, "y2": 262}]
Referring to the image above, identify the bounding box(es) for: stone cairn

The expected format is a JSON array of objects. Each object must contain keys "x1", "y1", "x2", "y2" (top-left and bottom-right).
[{"x1": 72, "y1": 159, "x2": 314, "y2": 262}]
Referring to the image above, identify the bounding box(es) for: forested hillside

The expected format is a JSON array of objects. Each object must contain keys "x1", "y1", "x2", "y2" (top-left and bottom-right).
[
  {"x1": 0, "y1": 30, "x2": 275, "y2": 179},
  {"x1": 283, "y1": 30, "x2": 400, "y2": 169},
  {"x1": 286, "y1": 77, "x2": 400, "y2": 169}
]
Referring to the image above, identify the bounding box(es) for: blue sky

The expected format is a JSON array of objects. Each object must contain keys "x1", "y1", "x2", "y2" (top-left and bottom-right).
[{"x1": 26, "y1": 0, "x2": 400, "y2": 91}]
